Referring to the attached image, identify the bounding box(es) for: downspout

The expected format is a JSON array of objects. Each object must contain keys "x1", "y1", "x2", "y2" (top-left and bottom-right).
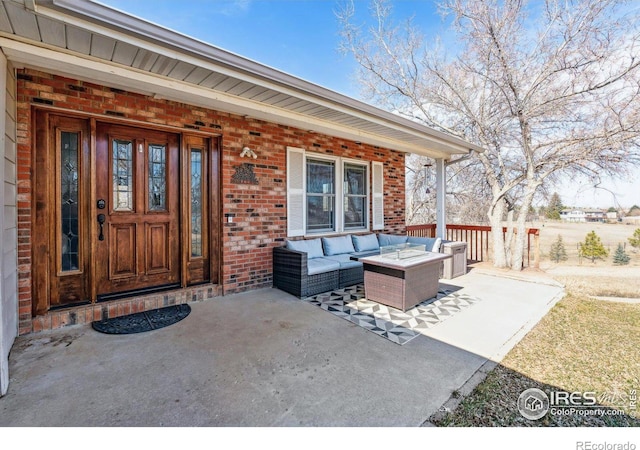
[{"x1": 435, "y1": 150, "x2": 475, "y2": 240}]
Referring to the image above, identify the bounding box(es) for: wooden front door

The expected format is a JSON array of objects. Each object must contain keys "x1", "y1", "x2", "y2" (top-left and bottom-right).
[
  {"x1": 94, "y1": 123, "x2": 181, "y2": 300},
  {"x1": 32, "y1": 111, "x2": 219, "y2": 315}
]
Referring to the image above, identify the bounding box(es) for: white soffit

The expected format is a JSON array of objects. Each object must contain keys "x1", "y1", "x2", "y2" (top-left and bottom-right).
[{"x1": 0, "y1": 0, "x2": 484, "y2": 158}]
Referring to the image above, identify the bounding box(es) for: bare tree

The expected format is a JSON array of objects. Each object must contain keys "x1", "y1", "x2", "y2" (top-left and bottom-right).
[
  {"x1": 338, "y1": 0, "x2": 640, "y2": 269},
  {"x1": 406, "y1": 153, "x2": 492, "y2": 225},
  {"x1": 405, "y1": 154, "x2": 436, "y2": 225}
]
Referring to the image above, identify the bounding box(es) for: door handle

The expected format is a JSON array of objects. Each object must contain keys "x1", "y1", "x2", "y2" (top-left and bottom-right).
[{"x1": 97, "y1": 214, "x2": 106, "y2": 241}]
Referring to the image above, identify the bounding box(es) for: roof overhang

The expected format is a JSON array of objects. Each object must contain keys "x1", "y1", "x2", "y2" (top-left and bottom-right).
[{"x1": 0, "y1": 0, "x2": 484, "y2": 158}]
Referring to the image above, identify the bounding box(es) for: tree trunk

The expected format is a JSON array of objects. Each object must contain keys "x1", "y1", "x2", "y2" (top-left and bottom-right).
[
  {"x1": 488, "y1": 197, "x2": 507, "y2": 268},
  {"x1": 511, "y1": 215, "x2": 527, "y2": 271},
  {"x1": 504, "y1": 208, "x2": 515, "y2": 268},
  {"x1": 510, "y1": 181, "x2": 540, "y2": 270}
]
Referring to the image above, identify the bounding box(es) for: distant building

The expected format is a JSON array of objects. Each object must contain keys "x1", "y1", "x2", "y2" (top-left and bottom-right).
[
  {"x1": 560, "y1": 208, "x2": 605, "y2": 223},
  {"x1": 628, "y1": 206, "x2": 640, "y2": 217},
  {"x1": 560, "y1": 209, "x2": 585, "y2": 222},
  {"x1": 624, "y1": 206, "x2": 640, "y2": 224},
  {"x1": 623, "y1": 216, "x2": 640, "y2": 225}
]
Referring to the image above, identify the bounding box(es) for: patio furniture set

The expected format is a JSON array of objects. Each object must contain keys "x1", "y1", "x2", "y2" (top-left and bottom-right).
[{"x1": 273, "y1": 233, "x2": 467, "y2": 310}]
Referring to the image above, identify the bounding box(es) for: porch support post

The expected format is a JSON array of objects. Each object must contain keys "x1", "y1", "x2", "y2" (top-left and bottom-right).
[{"x1": 435, "y1": 158, "x2": 446, "y2": 240}]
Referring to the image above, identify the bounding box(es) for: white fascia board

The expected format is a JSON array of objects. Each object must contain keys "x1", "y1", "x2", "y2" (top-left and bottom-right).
[
  {"x1": 1, "y1": 38, "x2": 460, "y2": 157},
  {"x1": 37, "y1": 1, "x2": 482, "y2": 156}
]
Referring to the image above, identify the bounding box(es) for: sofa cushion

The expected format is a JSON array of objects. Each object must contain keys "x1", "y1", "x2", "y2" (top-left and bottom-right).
[
  {"x1": 377, "y1": 233, "x2": 408, "y2": 247},
  {"x1": 407, "y1": 236, "x2": 442, "y2": 252},
  {"x1": 352, "y1": 234, "x2": 380, "y2": 252},
  {"x1": 323, "y1": 254, "x2": 363, "y2": 269},
  {"x1": 307, "y1": 258, "x2": 341, "y2": 275},
  {"x1": 286, "y1": 238, "x2": 324, "y2": 259},
  {"x1": 322, "y1": 235, "x2": 355, "y2": 256}
]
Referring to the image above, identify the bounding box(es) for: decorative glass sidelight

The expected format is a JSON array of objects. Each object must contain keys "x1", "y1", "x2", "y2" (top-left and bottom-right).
[
  {"x1": 112, "y1": 139, "x2": 134, "y2": 211},
  {"x1": 61, "y1": 131, "x2": 80, "y2": 271},
  {"x1": 148, "y1": 144, "x2": 167, "y2": 211},
  {"x1": 190, "y1": 150, "x2": 203, "y2": 257}
]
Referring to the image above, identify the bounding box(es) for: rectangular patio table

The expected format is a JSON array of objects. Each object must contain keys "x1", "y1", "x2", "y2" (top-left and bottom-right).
[{"x1": 359, "y1": 251, "x2": 451, "y2": 312}]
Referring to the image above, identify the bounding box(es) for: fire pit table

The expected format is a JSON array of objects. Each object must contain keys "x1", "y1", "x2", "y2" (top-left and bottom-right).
[{"x1": 359, "y1": 244, "x2": 451, "y2": 312}]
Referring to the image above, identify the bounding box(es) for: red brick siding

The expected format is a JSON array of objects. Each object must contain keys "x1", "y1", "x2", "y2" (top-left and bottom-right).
[{"x1": 16, "y1": 69, "x2": 406, "y2": 333}]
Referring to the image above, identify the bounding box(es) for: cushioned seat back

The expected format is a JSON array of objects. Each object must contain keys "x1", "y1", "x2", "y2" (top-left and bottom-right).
[
  {"x1": 407, "y1": 236, "x2": 442, "y2": 252},
  {"x1": 286, "y1": 238, "x2": 324, "y2": 258},
  {"x1": 377, "y1": 233, "x2": 409, "y2": 247},
  {"x1": 322, "y1": 235, "x2": 355, "y2": 256},
  {"x1": 352, "y1": 234, "x2": 379, "y2": 252}
]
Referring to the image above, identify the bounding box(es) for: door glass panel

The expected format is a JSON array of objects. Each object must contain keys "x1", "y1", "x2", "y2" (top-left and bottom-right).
[
  {"x1": 112, "y1": 139, "x2": 134, "y2": 211},
  {"x1": 190, "y1": 149, "x2": 203, "y2": 257},
  {"x1": 61, "y1": 131, "x2": 79, "y2": 272},
  {"x1": 148, "y1": 144, "x2": 167, "y2": 211}
]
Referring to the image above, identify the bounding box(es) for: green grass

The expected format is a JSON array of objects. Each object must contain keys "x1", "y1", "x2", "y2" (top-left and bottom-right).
[{"x1": 431, "y1": 295, "x2": 640, "y2": 426}]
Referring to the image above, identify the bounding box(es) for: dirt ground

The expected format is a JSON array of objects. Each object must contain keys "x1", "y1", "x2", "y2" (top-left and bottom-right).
[{"x1": 526, "y1": 221, "x2": 640, "y2": 298}]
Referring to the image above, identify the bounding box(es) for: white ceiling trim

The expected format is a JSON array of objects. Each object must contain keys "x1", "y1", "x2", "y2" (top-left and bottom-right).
[{"x1": 2, "y1": 37, "x2": 468, "y2": 157}]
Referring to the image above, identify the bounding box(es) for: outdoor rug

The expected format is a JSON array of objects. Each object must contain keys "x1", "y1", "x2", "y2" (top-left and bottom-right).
[
  {"x1": 92, "y1": 304, "x2": 191, "y2": 335},
  {"x1": 304, "y1": 285, "x2": 481, "y2": 345}
]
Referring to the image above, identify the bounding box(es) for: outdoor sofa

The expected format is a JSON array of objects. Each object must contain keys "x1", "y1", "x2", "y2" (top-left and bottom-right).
[{"x1": 272, "y1": 233, "x2": 442, "y2": 297}]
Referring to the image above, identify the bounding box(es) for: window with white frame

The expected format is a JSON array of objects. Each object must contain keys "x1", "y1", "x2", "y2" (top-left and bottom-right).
[
  {"x1": 306, "y1": 157, "x2": 336, "y2": 233},
  {"x1": 343, "y1": 162, "x2": 367, "y2": 229},
  {"x1": 287, "y1": 147, "x2": 384, "y2": 237}
]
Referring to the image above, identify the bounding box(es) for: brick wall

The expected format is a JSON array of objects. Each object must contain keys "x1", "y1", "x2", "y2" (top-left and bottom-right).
[{"x1": 16, "y1": 69, "x2": 406, "y2": 332}]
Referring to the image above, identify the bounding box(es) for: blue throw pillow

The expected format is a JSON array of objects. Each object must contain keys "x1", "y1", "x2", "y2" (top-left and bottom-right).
[
  {"x1": 322, "y1": 235, "x2": 356, "y2": 256},
  {"x1": 377, "y1": 233, "x2": 408, "y2": 247},
  {"x1": 352, "y1": 234, "x2": 380, "y2": 252},
  {"x1": 286, "y1": 238, "x2": 324, "y2": 259},
  {"x1": 407, "y1": 236, "x2": 442, "y2": 252}
]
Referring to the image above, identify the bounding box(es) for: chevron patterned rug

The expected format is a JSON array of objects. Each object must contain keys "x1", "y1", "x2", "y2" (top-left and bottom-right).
[{"x1": 304, "y1": 284, "x2": 481, "y2": 345}]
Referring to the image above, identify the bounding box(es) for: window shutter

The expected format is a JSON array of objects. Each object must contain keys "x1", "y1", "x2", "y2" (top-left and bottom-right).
[
  {"x1": 287, "y1": 147, "x2": 305, "y2": 237},
  {"x1": 372, "y1": 161, "x2": 384, "y2": 230}
]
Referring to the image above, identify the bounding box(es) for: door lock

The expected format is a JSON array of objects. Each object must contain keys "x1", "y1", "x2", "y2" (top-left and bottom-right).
[{"x1": 97, "y1": 214, "x2": 106, "y2": 241}]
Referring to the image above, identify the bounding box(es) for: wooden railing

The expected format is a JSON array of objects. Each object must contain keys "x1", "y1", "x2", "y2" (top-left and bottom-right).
[{"x1": 406, "y1": 224, "x2": 540, "y2": 268}]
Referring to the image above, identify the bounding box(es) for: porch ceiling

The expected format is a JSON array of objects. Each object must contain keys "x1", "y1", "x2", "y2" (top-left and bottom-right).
[{"x1": 0, "y1": 0, "x2": 484, "y2": 158}]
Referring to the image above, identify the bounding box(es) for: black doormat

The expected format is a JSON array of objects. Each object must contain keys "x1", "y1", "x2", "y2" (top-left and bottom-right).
[{"x1": 91, "y1": 304, "x2": 191, "y2": 334}]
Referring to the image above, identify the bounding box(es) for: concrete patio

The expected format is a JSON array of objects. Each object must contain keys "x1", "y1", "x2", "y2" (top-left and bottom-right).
[{"x1": 0, "y1": 268, "x2": 564, "y2": 427}]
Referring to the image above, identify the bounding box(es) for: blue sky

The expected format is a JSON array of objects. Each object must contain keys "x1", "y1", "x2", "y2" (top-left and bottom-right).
[
  {"x1": 99, "y1": 0, "x2": 639, "y2": 209},
  {"x1": 99, "y1": 0, "x2": 447, "y2": 97}
]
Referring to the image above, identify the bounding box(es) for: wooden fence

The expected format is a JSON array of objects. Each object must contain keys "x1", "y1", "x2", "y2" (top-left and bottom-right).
[{"x1": 406, "y1": 224, "x2": 540, "y2": 268}]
